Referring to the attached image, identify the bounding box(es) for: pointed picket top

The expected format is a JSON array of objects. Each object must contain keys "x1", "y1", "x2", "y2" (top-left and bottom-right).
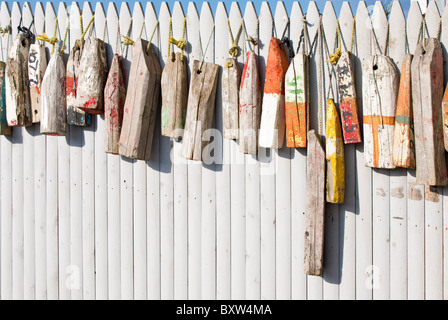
[
  {"x1": 106, "y1": 3, "x2": 119, "y2": 55},
  {"x1": 243, "y1": 1, "x2": 258, "y2": 56},
  {"x1": 11, "y1": 1, "x2": 21, "y2": 37},
  {"x1": 258, "y1": 1, "x2": 273, "y2": 87},
  {"x1": 440, "y1": 2, "x2": 448, "y2": 42},
  {"x1": 426, "y1": 0, "x2": 441, "y2": 37},
  {"x1": 290, "y1": 1, "x2": 304, "y2": 53},
  {"x1": 57, "y1": 2, "x2": 69, "y2": 56},
  {"x1": 407, "y1": 1, "x2": 423, "y2": 54},
  {"x1": 145, "y1": 2, "x2": 159, "y2": 59},
  {"x1": 133, "y1": 2, "x2": 145, "y2": 41},
  {"x1": 0, "y1": 2, "x2": 11, "y2": 62},
  {"x1": 338, "y1": 2, "x2": 354, "y2": 53},
  {"x1": 94, "y1": 2, "x2": 106, "y2": 42},
  {"x1": 322, "y1": 1, "x2": 337, "y2": 99},
  {"x1": 371, "y1": 1, "x2": 388, "y2": 55},
  {"x1": 119, "y1": 2, "x2": 132, "y2": 60},
  {"x1": 44, "y1": 2, "x2": 57, "y2": 51},
  {"x1": 82, "y1": 2, "x2": 94, "y2": 37},
  {"x1": 172, "y1": 1, "x2": 186, "y2": 55},
  {"x1": 187, "y1": 2, "x2": 201, "y2": 62},
  {"x1": 200, "y1": 2, "x2": 214, "y2": 63},
  {"x1": 388, "y1": 1, "x2": 406, "y2": 71},
  {"x1": 69, "y1": 2, "x2": 82, "y2": 42},
  {"x1": 34, "y1": 2, "x2": 45, "y2": 36},
  {"x1": 274, "y1": 1, "x2": 288, "y2": 41},
  {"x1": 158, "y1": 1, "x2": 170, "y2": 68},
  {"x1": 306, "y1": 1, "x2": 320, "y2": 52},
  {"x1": 355, "y1": 1, "x2": 372, "y2": 58},
  {"x1": 215, "y1": 2, "x2": 229, "y2": 64}
]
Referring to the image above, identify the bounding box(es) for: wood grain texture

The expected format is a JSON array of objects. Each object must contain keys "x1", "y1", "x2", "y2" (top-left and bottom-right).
[
  {"x1": 104, "y1": 53, "x2": 126, "y2": 154},
  {"x1": 239, "y1": 50, "x2": 261, "y2": 154},
  {"x1": 76, "y1": 37, "x2": 108, "y2": 114},
  {"x1": 40, "y1": 51, "x2": 67, "y2": 136},
  {"x1": 0, "y1": 62, "x2": 11, "y2": 135},
  {"x1": 285, "y1": 53, "x2": 308, "y2": 148},
  {"x1": 412, "y1": 38, "x2": 447, "y2": 186},
  {"x1": 28, "y1": 43, "x2": 47, "y2": 123},
  {"x1": 222, "y1": 57, "x2": 240, "y2": 139},
  {"x1": 326, "y1": 98, "x2": 344, "y2": 203},
  {"x1": 160, "y1": 52, "x2": 188, "y2": 138},
  {"x1": 336, "y1": 51, "x2": 362, "y2": 144},
  {"x1": 304, "y1": 129, "x2": 326, "y2": 276},
  {"x1": 181, "y1": 59, "x2": 219, "y2": 161},
  {"x1": 118, "y1": 39, "x2": 161, "y2": 161},
  {"x1": 5, "y1": 33, "x2": 32, "y2": 126},
  {"x1": 393, "y1": 54, "x2": 415, "y2": 169},
  {"x1": 66, "y1": 39, "x2": 91, "y2": 126},
  {"x1": 258, "y1": 37, "x2": 289, "y2": 149},
  {"x1": 362, "y1": 54, "x2": 399, "y2": 169}
]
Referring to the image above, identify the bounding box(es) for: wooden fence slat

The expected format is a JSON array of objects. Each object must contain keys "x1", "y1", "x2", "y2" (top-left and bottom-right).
[
  {"x1": 215, "y1": 1, "x2": 231, "y2": 300},
  {"x1": 243, "y1": 1, "x2": 261, "y2": 300}
]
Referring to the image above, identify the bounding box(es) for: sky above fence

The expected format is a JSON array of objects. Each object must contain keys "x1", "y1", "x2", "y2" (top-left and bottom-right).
[{"x1": 4, "y1": 0, "x2": 411, "y2": 16}]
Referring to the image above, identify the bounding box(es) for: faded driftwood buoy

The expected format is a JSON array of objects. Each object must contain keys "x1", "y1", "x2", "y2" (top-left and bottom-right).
[
  {"x1": 0, "y1": 62, "x2": 11, "y2": 135},
  {"x1": 181, "y1": 60, "x2": 220, "y2": 161},
  {"x1": 28, "y1": 43, "x2": 47, "y2": 123},
  {"x1": 326, "y1": 98, "x2": 344, "y2": 204},
  {"x1": 104, "y1": 53, "x2": 126, "y2": 154},
  {"x1": 160, "y1": 52, "x2": 188, "y2": 139},
  {"x1": 285, "y1": 53, "x2": 308, "y2": 148},
  {"x1": 5, "y1": 33, "x2": 32, "y2": 126},
  {"x1": 40, "y1": 49, "x2": 67, "y2": 136},
  {"x1": 412, "y1": 38, "x2": 447, "y2": 186},
  {"x1": 66, "y1": 39, "x2": 91, "y2": 126},
  {"x1": 76, "y1": 37, "x2": 108, "y2": 114},
  {"x1": 392, "y1": 54, "x2": 415, "y2": 169},
  {"x1": 239, "y1": 50, "x2": 262, "y2": 155},
  {"x1": 304, "y1": 129, "x2": 326, "y2": 276},
  {"x1": 362, "y1": 54, "x2": 399, "y2": 169},
  {"x1": 336, "y1": 52, "x2": 362, "y2": 144},
  {"x1": 222, "y1": 57, "x2": 240, "y2": 139},
  {"x1": 258, "y1": 37, "x2": 289, "y2": 149},
  {"x1": 118, "y1": 39, "x2": 161, "y2": 161}
]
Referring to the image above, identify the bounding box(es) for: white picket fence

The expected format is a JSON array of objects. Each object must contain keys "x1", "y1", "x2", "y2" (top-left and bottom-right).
[{"x1": 0, "y1": 0, "x2": 447, "y2": 300}]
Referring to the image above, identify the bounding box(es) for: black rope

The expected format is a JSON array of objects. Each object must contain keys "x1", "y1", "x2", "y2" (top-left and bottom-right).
[
  {"x1": 17, "y1": 17, "x2": 34, "y2": 39},
  {"x1": 279, "y1": 21, "x2": 294, "y2": 59}
]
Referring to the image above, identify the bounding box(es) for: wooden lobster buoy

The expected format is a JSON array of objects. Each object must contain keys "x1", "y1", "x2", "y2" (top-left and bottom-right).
[
  {"x1": 392, "y1": 54, "x2": 415, "y2": 169},
  {"x1": 181, "y1": 60, "x2": 220, "y2": 161},
  {"x1": 5, "y1": 33, "x2": 32, "y2": 126},
  {"x1": 28, "y1": 43, "x2": 47, "y2": 123},
  {"x1": 0, "y1": 62, "x2": 11, "y2": 135},
  {"x1": 285, "y1": 53, "x2": 308, "y2": 148},
  {"x1": 40, "y1": 49, "x2": 67, "y2": 136},
  {"x1": 76, "y1": 37, "x2": 108, "y2": 114},
  {"x1": 326, "y1": 98, "x2": 344, "y2": 203},
  {"x1": 104, "y1": 53, "x2": 126, "y2": 154},
  {"x1": 118, "y1": 39, "x2": 162, "y2": 161},
  {"x1": 222, "y1": 58, "x2": 240, "y2": 139},
  {"x1": 258, "y1": 37, "x2": 289, "y2": 149},
  {"x1": 412, "y1": 38, "x2": 447, "y2": 186},
  {"x1": 336, "y1": 52, "x2": 362, "y2": 144},
  {"x1": 160, "y1": 52, "x2": 188, "y2": 139},
  {"x1": 304, "y1": 129, "x2": 325, "y2": 276},
  {"x1": 239, "y1": 50, "x2": 262, "y2": 155},
  {"x1": 362, "y1": 54, "x2": 399, "y2": 169},
  {"x1": 66, "y1": 39, "x2": 91, "y2": 126}
]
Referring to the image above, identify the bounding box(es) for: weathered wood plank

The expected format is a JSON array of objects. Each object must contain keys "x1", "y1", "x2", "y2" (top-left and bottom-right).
[
  {"x1": 412, "y1": 38, "x2": 448, "y2": 186},
  {"x1": 161, "y1": 52, "x2": 188, "y2": 138},
  {"x1": 28, "y1": 43, "x2": 47, "y2": 123},
  {"x1": 0, "y1": 62, "x2": 11, "y2": 134},
  {"x1": 5, "y1": 33, "x2": 32, "y2": 126},
  {"x1": 181, "y1": 60, "x2": 219, "y2": 161},
  {"x1": 393, "y1": 54, "x2": 415, "y2": 169},
  {"x1": 304, "y1": 129, "x2": 326, "y2": 276},
  {"x1": 118, "y1": 39, "x2": 161, "y2": 161},
  {"x1": 336, "y1": 51, "x2": 362, "y2": 144},
  {"x1": 258, "y1": 37, "x2": 289, "y2": 148},
  {"x1": 76, "y1": 36, "x2": 107, "y2": 114},
  {"x1": 239, "y1": 50, "x2": 261, "y2": 154},
  {"x1": 104, "y1": 53, "x2": 126, "y2": 154},
  {"x1": 362, "y1": 54, "x2": 399, "y2": 169},
  {"x1": 222, "y1": 57, "x2": 240, "y2": 139},
  {"x1": 285, "y1": 53, "x2": 308, "y2": 148},
  {"x1": 326, "y1": 98, "x2": 344, "y2": 203},
  {"x1": 40, "y1": 49, "x2": 67, "y2": 136}
]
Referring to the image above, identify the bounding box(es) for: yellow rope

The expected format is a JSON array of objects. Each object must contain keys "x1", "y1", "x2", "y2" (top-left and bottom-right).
[
  {"x1": 0, "y1": 25, "x2": 10, "y2": 37},
  {"x1": 37, "y1": 18, "x2": 59, "y2": 54},
  {"x1": 121, "y1": 35, "x2": 134, "y2": 46},
  {"x1": 146, "y1": 20, "x2": 159, "y2": 52},
  {"x1": 350, "y1": 17, "x2": 356, "y2": 53},
  {"x1": 80, "y1": 15, "x2": 95, "y2": 41},
  {"x1": 328, "y1": 19, "x2": 342, "y2": 65},
  {"x1": 167, "y1": 17, "x2": 187, "y2": 61},
  {"x1": 225, "y1": 60, "x2": 233, "y2": 68},
  {"x1": 227, "y1": 18, "x2": 243, "y2": 58},
  {"x1": 60, "y1": 20, "x2": 69, "y2": 54}
]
